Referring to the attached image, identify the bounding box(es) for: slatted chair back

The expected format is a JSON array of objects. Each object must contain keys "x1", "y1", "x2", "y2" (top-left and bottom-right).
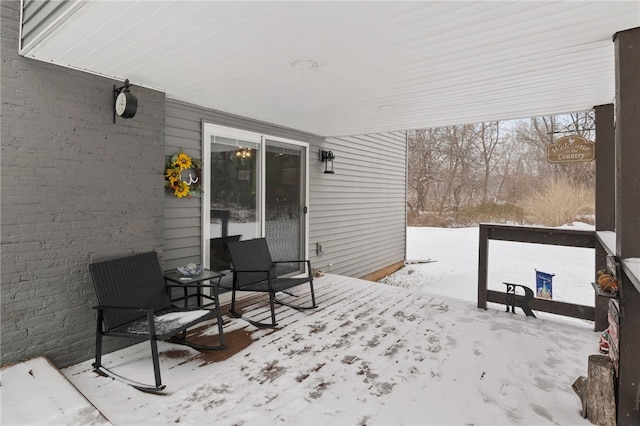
[
  {"x1": 227, "y1": 238, "x2": 275, "y2": 289},
  {"x1": 209, "y1": 234, "x2": 242, "y2": 271},
  {"x1": 226, "y1": 238, "x2": 317, "y2": 327},
  {"x1": 89, "y1": 251, "x2": 172, "y2": 331}
]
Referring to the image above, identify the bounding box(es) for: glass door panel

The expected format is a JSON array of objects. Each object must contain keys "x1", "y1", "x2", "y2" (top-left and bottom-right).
[
  {"x1": 265, "y1": 140, "x2": 306, "y2": 275},
  {"x1": 207, "y1": 134, "x2": 261, "y2": 272}
]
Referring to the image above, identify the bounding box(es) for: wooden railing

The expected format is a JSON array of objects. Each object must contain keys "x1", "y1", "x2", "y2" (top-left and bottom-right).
[{"x1": 477, "y1": 223, "x2": 599, "y2": 324}]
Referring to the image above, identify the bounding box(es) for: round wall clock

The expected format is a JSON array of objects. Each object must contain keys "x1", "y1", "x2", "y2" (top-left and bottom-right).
[{"x1": 115, "y1": 91, "x2": 138, "y2": 119}]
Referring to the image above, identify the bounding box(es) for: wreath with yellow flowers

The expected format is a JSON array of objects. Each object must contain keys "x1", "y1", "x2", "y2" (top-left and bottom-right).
[{"x1": 164, "y1": 152, "x2": 202, "y2": 198}]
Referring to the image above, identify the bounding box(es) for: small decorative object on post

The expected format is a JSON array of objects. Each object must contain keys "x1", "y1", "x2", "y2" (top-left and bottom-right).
[
  {"x1": 320, "y1": 150, "x2": 335, "y2": 174},
  {"x1": 165, "y1": 152, "x2": 202, "y2": 198},
  {"x1": 597, "y1": 270, "x2": 618, "y2": 293}
]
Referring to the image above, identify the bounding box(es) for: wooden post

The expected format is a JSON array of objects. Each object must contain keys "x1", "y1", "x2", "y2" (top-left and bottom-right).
[
  {"x1": 573, "y1": 355, "x2": 616, "y2": 426},
  {"x1": 593, "y1": 103, "x2": 615, "y2": 332},
  {"x1": 594, "y1": 103, "x2": 615, "y2": 232},
  {"x1": 477, "y1": 224, "x2": 489, "y2": 310},
  {"x1": 614, "y1": 26, "x2": 640, "y2": 425}
]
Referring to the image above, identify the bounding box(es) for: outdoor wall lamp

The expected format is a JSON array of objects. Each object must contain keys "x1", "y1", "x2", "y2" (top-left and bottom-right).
[
  {"x1": 321, "y1": 150, "x2": 335, "y2": 174},
  {"x1": 113, "y1": 79, "x2": 138, "y2": 123}
]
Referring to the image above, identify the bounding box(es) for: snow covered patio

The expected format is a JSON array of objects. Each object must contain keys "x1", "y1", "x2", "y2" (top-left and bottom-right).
[{"x1": 44, "y1": 274, "x2": 597, "y2": 425}]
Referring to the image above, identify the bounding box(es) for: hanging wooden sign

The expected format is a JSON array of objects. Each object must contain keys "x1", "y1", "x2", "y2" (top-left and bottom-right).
[{"x1": 547, "y1": 135, "x2": 595, "y2": 163}]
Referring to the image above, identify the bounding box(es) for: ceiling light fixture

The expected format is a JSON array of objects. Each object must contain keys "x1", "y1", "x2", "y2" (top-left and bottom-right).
[
  {"x1": 292, "y1": 59, "x2": 319, "y2": 70},
  {"x1": 235, "y1": 148, "x2": 252, "y2": 159}
]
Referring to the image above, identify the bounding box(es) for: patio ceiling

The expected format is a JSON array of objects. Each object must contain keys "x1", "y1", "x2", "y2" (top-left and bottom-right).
[{"x1": 20, "y1": 1, "x2": 639, "y2": 136}]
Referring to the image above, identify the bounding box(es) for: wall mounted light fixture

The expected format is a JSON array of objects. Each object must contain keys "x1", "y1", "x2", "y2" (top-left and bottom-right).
[
  {"x1": 113, "y1": 79, "x2": 138, "y2": 123},
  {"x1": 320, "y1": 150, "x2": 335, "y2": 174}
]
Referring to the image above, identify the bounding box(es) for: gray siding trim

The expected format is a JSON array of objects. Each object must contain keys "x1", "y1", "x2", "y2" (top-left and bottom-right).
[
  {"x1": 164, "y1": 99, "x2": 325, "y2": 270},
  {"x1": 164, "y1": 99, "x2": 407, "y2": 279},
  {"x1": 311, "y1": 132, "x2": 407, "y2": 278}
]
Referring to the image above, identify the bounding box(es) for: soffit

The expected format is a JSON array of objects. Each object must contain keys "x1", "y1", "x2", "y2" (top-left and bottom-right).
[{"x1": 20, "y1": 1, "x2": 640, "y2": 136}]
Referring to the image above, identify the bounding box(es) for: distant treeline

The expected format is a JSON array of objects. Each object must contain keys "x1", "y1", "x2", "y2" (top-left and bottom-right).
[{"x1": 407, "y1": 111, "x2": 595, "y2": 227}]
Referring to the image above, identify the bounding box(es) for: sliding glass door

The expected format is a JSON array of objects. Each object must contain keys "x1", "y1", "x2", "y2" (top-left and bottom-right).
[{"x1": 202, "y1": 123, "x2": 308, "y2": 278}]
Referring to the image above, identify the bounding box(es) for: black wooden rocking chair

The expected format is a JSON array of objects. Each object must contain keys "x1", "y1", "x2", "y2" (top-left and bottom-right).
[
  {"x1": 89, "y1": 251, "x2": 225, "y2": 392},
  {"x1": 226, "y1": 238, "x2": 318, "y2": 327}
]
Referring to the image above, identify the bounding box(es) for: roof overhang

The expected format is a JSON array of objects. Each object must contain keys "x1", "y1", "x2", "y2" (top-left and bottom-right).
[{"x1": 19, "y1": 1, "x2": 640, "y2": 136}]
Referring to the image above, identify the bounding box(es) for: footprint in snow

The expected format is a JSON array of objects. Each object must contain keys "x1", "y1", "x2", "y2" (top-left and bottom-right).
[{"x1": 473, "y1": 341, "x2": 485, "y2": 357}]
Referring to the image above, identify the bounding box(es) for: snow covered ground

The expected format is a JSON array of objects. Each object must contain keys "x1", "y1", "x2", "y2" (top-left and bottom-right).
[
  {"x1": 2, "y1": 225, "x2": 599, "y2": 425},
  {"x1": 382, "y1": 224, "x2": 595, "y2": 308}
]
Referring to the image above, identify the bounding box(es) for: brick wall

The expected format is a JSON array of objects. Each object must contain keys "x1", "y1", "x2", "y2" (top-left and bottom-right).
[{"x1": 1, "y1": 1, "x2": 166, "y2": 367}]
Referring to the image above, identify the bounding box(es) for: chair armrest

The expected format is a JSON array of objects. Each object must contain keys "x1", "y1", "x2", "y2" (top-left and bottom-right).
[
  {"x1": 94, "y1": 305, "x2": 158, "y2": 337},
  {"x1": 165, "y1": 283, "x2": 218, "y2": 290},
  {"x1": 231, "y1": 268, "x2": 271, "y2": 273},
  {"x1": 273, "y1": 260, "x2": 309, "y2": 265},
  {"x1": 273, "y1": 260, "x2": 313, "y2": 276},
  {"x1": 93, "y1": 305, "x2": 153, "y2": 313}
]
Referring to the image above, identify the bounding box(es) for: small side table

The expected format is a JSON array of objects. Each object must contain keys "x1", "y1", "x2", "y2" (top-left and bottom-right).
[{"x1": 164, "y1": 269, "x2": 225, "y2": 309}]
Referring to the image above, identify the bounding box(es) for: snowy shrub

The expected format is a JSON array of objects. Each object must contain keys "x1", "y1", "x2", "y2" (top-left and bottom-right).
[{"x1": 518, "y1": 178, "x2": 594, "y2": 227}]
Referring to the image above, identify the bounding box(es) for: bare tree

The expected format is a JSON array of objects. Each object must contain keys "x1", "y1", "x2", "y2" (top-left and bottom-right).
[
  {"x1": 407, "y1": 110, "x2": 595, "y2": 226},
  {"x1": 437, "y1": 124, "x2": 479, "y2": 212},
  {"x1": 514, "y1": 112, "x2": 595, "y2": 186},
  {"x1": 407, "y1": 128, "x2": 446, "y2": 214},
  {"x1": 476, "y1": 121, "x2": 502, "y2": 203}
]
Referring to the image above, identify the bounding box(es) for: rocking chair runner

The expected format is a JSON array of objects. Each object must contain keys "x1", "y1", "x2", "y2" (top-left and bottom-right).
[
  {"x1": 89, "y1": 251, "x2": 225, "y2": 392},
  {"x1": 226, "y1": 238, "x2": 318, "y2": 327}
]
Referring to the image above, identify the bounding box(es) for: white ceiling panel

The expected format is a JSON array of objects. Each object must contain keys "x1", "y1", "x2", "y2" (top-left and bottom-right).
[{"x1": 21, "y1": 1, "x2": 640, "y2": 136}]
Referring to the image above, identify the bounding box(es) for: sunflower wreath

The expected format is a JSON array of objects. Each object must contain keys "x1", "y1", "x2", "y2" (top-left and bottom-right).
[{"x1": 164, "y1": 152, "x2": 202, "y2": 198}]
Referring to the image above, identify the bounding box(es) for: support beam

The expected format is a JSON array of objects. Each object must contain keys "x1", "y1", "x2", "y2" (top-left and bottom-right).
[
  {"x1": 477, "y1": 224, "x2": 489, "y2": 310},
  {"x1": 594, "y1": 104, "x2": 615, "y2": 331},
  {"x1": 614, "y1": 28, "x2": 640, "y2": 259},
  {"x1": 613, "y1": 26, "x2": 640, "y2": 425},
  {"x1": 595, "y1": 104, "x2": 615, "y2": 232}
]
